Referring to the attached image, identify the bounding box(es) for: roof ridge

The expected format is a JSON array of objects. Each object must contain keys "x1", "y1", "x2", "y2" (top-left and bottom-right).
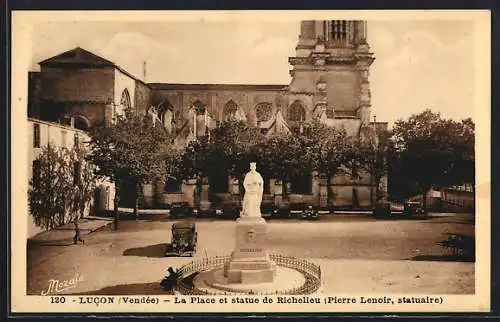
[{"x1": 38, "y1": 46, "x2": 115, "y2": 66}]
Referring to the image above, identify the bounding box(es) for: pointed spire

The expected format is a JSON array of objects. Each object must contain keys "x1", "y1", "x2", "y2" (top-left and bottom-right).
[{"x1": 275, "y1": 110, "x2": 291, "y2": 135}]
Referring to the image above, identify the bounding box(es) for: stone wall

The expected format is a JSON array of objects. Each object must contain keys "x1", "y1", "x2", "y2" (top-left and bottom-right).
[
  {"x1": 324, "y1": 69, "x2": 359, "y2": 110},
  {"x1": 114, "y1": 69, "x2": 136, "y2": 107},
  {"x1": 134, "y1": 80, "x2": 152, "y2": 114},
  {"x1": 28, "y1": 72, "x2": 42, "y2": 118},
  {"x1": 40, "y1": 66, "x2": 114, "y2": 103}
]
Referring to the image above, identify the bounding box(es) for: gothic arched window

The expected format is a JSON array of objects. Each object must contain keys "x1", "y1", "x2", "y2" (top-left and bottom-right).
[
  {"x1": 288, "y1": 100, "x2": 306, "y2": 122},
  {"x1": 192, "y1": 100, "x2": 206, "y2": 115},
  {"x1": 120, "y1": 89, "x2": 131, "y2": 109},
  {"x1": 73, "y1": 115, "x2": 90, "y2": 131},
  {"x1": 255, "y1": 102, "x2": 273, "y2": 122},
  {"x1": 158, "y1": 100, "x2": 174, "y2": 123},
  {"x1": 223, "y1": 100, "x2": 238, "y2": 121}
]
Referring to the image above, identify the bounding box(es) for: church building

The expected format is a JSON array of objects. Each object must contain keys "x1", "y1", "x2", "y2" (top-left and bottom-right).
[{"x1": 28, "y1": 20, "x2": 388, "y2": 212}]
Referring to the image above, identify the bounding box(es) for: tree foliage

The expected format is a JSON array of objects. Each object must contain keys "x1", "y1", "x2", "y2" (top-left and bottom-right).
[
  {"x1": 253, "y1": 133, "x2": 301, "y2": 196},
  {"x1": 87, "y1": 110, "x2": 177, "y2": 227},
  {"x1": 69, "y1": 144, "x2": 97, "y2": 220},
  {"x1": 391, "y1": 109, "x2": 475, "y2": 208},
  {"x1": 166, "y1": 108, "x2": 475, "y2": 211},
  {"x1": 302, "y1": 121, "x2": 356, "y2": 205},
  {"x1": 28, "y1": 143, "x2": 96, "y2": 230},
  {"x1": 355, "y1": 126, "x2": 393, "y2": 202},
  {"x1": 210, "y1": 120, "x2": 264, "y2": 178},
  {"x1": 178, "y1": 120, "x2": 264, "y2": 198},
  {"x1": 251, "y1": 121, "x2": 355, "y2": 201}
]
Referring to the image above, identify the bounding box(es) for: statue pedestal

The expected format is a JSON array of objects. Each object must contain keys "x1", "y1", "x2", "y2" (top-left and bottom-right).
[{"x1": 224, "y1": 217, "x2": 276, "y2": 284}]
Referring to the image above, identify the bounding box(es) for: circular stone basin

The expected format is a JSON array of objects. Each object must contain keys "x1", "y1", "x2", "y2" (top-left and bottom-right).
[{"x1": 193, "y1": 266, "x2": 306, "y2": 294}]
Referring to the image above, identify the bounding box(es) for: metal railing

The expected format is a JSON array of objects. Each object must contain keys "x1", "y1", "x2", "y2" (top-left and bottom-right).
[{"x1": 175, "y1": 254, "x2": 321, "y2": 295}]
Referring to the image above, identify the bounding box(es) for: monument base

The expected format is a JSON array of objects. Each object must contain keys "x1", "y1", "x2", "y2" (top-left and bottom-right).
[{"x1": 224, "y1": 217, "x2": 276, "y2": 284}]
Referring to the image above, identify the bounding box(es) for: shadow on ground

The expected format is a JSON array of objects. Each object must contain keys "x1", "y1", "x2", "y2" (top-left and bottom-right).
[
  {"x1": 411, "y1": 254, "x2": 475, "y2": 262},
  {"x1": 373, "y1": 216, "x2": 432, "y2": 221},
  {"x1": 75, "y1": 282, "x2": 167, "y2": 295},
  {"x1": 74, "y1": 273, "x2": 199, "y2": 295},
  {"x1": 27, "y1": 240, "x2": 76, "y2": 247},
  {"x1": 122, "y1": 243, "x2": 169, "y2": 258},
  {"x1": 423, "y1": 219, "x2": 475, "y2": 225}
]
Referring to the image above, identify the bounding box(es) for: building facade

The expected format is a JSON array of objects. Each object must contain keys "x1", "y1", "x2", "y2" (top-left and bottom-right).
[
  {"x1": 28, "y1": 20, "x2": 387, "y2": 212},
  {"x1": 27, "y1": 118, "x2": 114, "y2": 236}
]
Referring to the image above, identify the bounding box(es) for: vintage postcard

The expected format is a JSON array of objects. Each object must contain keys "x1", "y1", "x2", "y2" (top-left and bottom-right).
[{"x1": 11, "y1": 10, "x2": 490, "y2": 314}]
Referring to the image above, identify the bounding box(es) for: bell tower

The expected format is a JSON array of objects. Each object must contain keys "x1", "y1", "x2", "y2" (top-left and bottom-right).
[{"x1": 288, "y1": 20, "x2": 375, "y2": 126}]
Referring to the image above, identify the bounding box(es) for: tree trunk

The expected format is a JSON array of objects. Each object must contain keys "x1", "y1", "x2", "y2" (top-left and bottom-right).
[
  {"x1": 113, "y1": 181, "x2": 120, "y2": 230},
  {"x1": 80, "y1": 199, "x2": 85, "y2": 220},
  {"x1": 374, "y1": 177, "x2": 381, "y2": 202},
  {"x1": 133, "y1": 181, "x2": 140, "y2": 220},
  {"x1": 282, "y1": 177, "x2": 288, "y2": 198},
  {"x1": 195, "y1": 175, "x2": 202, "y2": 208},
  {"x1": 238, "y1": 174, "x2": 244, "y2": 196},
  {"x1": 326, "y1": 175, "x2": 332, "y2": 209}
]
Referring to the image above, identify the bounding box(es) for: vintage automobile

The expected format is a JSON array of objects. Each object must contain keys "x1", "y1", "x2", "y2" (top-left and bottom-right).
[
  {"x1": 169, "y1": 202, "x2": 196, "y2": 219},
  {"x1": 165, "y1": 222, "x2": 198, "y2": 257},
  {"x1": 286, "y1": 203, "x2": 319, "y2": 220},
  {"x1": 373, "y1": 201, "x2": 410, "y2": 219},
  {"x1": 211, "y1": 204, "x2": 225, "y2": 218},
  {"x1": 210, "y1": 203, "x2": 241, "y2": 220},
  {"x1": 261, "y1": 203, "x2": 280, "y2": 219},
  {"x1": 403, "y1": 201, "x2": 427, "y2": 217},
  {"x1": 299, "y1": 204, "x2": 319, "y2": 220}
]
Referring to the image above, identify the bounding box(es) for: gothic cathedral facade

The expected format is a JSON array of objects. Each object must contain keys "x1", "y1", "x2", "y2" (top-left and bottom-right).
[{"x1": 28, "y1": 20, "x2": 387, "y2": 211}]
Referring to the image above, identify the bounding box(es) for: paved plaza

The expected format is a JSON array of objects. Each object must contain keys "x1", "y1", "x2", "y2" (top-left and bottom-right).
[{"x1": 27, "y1": 214, "x2": 475, "y2": 295}]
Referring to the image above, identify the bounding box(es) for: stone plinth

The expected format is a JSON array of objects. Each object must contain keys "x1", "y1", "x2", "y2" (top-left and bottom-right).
[{"x1": 224, "y1": 217, "x2": 276, "y2": 284}]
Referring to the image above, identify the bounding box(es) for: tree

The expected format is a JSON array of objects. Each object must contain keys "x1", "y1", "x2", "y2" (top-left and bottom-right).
[
  {"x1": 253, "y1": 133, "x2": 292, "y2": 197},
  {"x1": 392, "y1": 110, "x2": 475, "y2": 210},
  {"x1": 304, "y1": 121, "x2": 355, "y2": 207},
  {"x1": 87, "y1": 110, "x2": 175, "y2": 229},
  {"x1": 210, "y1": 121, "x2": 264, "y2": 189},
  {"x1": 254, "y1": 128, "x2": 314, "y2": 198},
  {"x1": 69, "y1": 144, "x2": 97, "y2": 220},
  {"x1": 177, "y1": 135, "x2": 212, "y2": 206},
  {"x1": 178, "y1": 121, "x2": 264, "y2": 201},
  {"x1": 28, "y1": 144, "x2": 73, "y2": 230},
  {"x1": 355, "y1": 126, "x2": 393, "y2": 204}
]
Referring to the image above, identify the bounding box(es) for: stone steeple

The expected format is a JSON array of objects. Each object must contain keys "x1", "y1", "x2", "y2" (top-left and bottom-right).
[{"x1": 288, "y1": 20, "x2": 375, "y2": 126}]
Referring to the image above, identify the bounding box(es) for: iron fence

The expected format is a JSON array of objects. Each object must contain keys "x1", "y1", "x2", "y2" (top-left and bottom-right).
[{"x1": 175, "y1": 254, "x2": 321, "y2": 295}]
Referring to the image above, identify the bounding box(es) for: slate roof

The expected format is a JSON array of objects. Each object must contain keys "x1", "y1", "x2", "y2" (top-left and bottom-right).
[
  {"x1": 148, "y1": 83, "x2": 289, "y2": 92},
  {"x1": 39, "y1": 47, "x2": 115, "y2": 67},
  {"x1": 39, "y1": 47, "x2": 150, "y2": 85}
]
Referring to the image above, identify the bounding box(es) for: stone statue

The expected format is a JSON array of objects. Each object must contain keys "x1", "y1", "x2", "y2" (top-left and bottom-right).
[{"x1": 241, "y1": 162, "x2": 264, "y2": 218}]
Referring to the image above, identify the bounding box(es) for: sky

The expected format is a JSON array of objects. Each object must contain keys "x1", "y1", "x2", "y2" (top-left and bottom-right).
[{"x1": 27, "y1": 18, "x2": 476, "y2": 125}]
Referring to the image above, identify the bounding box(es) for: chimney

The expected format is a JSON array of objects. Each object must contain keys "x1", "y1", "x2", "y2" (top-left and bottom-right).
[{"x1": 143, "y1": 61, "x2": 147, "y2": 82}]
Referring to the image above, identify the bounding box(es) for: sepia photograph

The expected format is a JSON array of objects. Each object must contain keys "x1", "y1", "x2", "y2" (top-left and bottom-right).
[{"x1": 11, "y1": 10, "x2": 490, "y2": 313}]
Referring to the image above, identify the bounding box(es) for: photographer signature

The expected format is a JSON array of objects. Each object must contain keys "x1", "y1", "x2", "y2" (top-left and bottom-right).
[{"x1": 41, "y1": 273, "x2": 84, "y2": 295}]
